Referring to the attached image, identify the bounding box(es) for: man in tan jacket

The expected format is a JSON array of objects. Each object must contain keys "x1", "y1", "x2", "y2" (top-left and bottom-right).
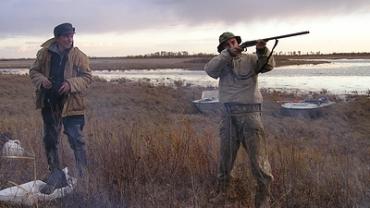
[
  {"x1": 205, "y1": 32, "x2": 275, "y2": 207},
  {"x1": 29, "y1": 23, "x2": 92, "y2": 194}
]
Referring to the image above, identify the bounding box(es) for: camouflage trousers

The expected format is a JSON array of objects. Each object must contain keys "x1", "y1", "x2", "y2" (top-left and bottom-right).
[{"x1": 217, "y1": 103, "x2": 273, "y2": 207}]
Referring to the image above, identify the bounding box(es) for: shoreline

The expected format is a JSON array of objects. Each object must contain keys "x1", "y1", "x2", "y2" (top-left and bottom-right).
[
  {"x1": 1, "y1": 73, "x2": 369, "y2": 96},
  {"x1": 1, "y1": 53, "x2": 369, "y2": 70}
]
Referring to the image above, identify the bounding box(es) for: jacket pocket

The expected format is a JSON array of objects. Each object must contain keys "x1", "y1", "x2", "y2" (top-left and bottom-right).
[{"x1": 65, "y1": 93, "x2": 86, "y2": 112}]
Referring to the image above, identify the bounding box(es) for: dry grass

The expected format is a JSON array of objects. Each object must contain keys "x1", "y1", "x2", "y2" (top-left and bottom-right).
[{"x1": 0, "y1": 74, "x2": 369, "y2": 207}]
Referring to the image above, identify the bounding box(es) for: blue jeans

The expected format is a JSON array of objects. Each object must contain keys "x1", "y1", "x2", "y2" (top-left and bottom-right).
[{"x1": 42, "y1": 106, "x2": 87, "y2": 175}]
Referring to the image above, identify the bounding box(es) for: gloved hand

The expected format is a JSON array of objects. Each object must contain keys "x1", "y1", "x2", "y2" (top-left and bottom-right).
[
  {"x1": 226, "y1": 37, "x2": 242, "y2": 57},
  {"x1": 256, "y1": 39, "x2": 266, "y2": 49}
]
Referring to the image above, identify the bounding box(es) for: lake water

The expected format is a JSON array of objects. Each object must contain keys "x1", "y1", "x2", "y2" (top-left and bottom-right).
[{"x1": 1, "y1": 59, "x2": 369, "y2": 94}]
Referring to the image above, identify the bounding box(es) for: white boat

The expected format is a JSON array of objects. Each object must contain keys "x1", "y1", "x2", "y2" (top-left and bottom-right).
[
  {"x1": 192, "y1": 90, "x2": 222, "y2": 114},
  {"x1": 281, "y1": 97, "x2": 335, "y2": 118},
  {"x1": 193, "y1": 91, "x2": 335, "y2": 118}
]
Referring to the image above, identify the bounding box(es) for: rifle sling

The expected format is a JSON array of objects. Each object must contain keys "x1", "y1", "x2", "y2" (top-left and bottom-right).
[
  {"x1": 234, "y1": 39, "x2": 279, "y2": 80},
  {"x1": 258, "y1": 39, "x2": 279, "y2": 73}
]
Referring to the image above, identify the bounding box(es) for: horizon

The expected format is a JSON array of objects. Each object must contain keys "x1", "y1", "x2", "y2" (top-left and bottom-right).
[
  {"x1": 1, "y1": 0, "x2": 370, "y2": 58},
  {"x1": 1, "y1": 51, "x2": 370, "y2": 60}
]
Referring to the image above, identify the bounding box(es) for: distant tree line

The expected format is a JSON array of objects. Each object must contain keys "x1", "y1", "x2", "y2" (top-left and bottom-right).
[
  {"x1": 74, "y1": 51, "x2": 370, "y2": 60},
  {"x1": 123, "y1": 51, "x2": 370, "y2": 58},
  {"x1": 275, "y1": 51, "x2": 370, "y2": 56},
  {"x1": 276, "y1": 51, "x2": 322, "y2": 56},
  {"x1": 125, "y1": 51, "x2": 215, "y2": 58}
]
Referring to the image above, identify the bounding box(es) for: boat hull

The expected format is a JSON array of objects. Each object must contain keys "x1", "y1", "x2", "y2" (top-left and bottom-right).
[
  {"x1": 192, "y1": 100, "x2": 222, "y2": 115},
  {"x1": 280, "y1": 102, "x2": 335, "y2": 118}
]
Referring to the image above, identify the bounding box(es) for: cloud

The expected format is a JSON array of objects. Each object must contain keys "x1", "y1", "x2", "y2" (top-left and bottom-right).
[{"x1": 0, "y1": 0, "x2": 369, "y2": 36}]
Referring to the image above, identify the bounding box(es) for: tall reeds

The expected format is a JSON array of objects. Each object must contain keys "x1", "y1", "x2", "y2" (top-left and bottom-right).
[{"x1": 0, "y1": 75, "x2": 369, "y2": 207}]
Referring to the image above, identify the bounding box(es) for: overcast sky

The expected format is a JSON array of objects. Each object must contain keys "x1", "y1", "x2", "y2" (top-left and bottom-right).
[{"x1": 1, "y1": 0, "x2": 370, "y2": 58}]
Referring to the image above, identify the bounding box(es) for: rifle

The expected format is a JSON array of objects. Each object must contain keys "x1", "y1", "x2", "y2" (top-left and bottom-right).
[{"x1": 239, "y1": 31, "x2": 310, "y2": 49}]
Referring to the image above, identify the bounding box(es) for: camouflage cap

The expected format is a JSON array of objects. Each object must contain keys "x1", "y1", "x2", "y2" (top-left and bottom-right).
[{"x1": 217, "y1": 32, "x2": 241, "y2": 53}]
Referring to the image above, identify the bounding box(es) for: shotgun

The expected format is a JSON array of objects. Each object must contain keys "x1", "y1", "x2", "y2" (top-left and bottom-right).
[{"x1": 239, "y1": 31, "x2": 310, "y2": 49}]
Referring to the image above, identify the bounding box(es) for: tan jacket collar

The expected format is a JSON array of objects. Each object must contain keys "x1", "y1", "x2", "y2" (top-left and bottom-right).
[{"x1": 41, "y1": 38, "x2": 56, "y2": 48}]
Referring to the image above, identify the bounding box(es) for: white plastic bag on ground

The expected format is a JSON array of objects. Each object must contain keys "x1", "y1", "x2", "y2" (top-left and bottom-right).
[
  {"x1": 0, "y1": 168, "x2": 77, "y2": 206},
  {"x1": 2, "y1": 140, "x2": 24, "y2": 156}
]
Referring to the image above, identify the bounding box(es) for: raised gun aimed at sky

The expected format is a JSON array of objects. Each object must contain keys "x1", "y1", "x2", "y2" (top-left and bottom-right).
[{"x1": 239, "y1": 31, "x2": 310, "y2": 49}]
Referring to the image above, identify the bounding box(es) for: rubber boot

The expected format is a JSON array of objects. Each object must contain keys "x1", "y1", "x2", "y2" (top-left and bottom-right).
[
  {"x1": 40, "y1": 168, "x2": 68, "y2": 194},
  {"x1": 255, "y1": 182, "x2": 271, "y2": 208},
  {"x1": 209, "y1": 180, "x2": 229, "y2": 204},
  {"x1": 255, "y1": 194, "x2": 271, "y2": 208},
  {"x1": 40, "y1": 149, "x2": 68, "y2": 194}
]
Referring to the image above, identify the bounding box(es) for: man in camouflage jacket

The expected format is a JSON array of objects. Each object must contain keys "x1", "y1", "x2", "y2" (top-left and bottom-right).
[{"x1": 205, "y1": 32, "x2": 275, "y2": 208}]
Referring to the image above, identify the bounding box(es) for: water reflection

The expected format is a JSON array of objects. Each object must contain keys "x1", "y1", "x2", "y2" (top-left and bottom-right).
[{"x1": 1, "y1": 59, "x2": 369, "y2": 94}]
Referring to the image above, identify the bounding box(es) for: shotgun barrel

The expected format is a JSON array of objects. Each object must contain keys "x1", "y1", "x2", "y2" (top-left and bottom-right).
[{"x1": 239, "y1": 31, "x2": 310, "y2": 49}]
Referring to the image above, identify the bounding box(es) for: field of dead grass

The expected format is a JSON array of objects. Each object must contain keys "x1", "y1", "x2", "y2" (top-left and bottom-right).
[{"x1": 0, "y1": 74, "x2": 369, "y2": 207}]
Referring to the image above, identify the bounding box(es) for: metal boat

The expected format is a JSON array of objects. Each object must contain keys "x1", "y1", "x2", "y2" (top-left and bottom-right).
[
  {"x1": 192, "y1": 90, "x2": 222, "y2": 114},
  {"x1": 281, "y1": 97, "x2": 335, "y2": 118}
]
